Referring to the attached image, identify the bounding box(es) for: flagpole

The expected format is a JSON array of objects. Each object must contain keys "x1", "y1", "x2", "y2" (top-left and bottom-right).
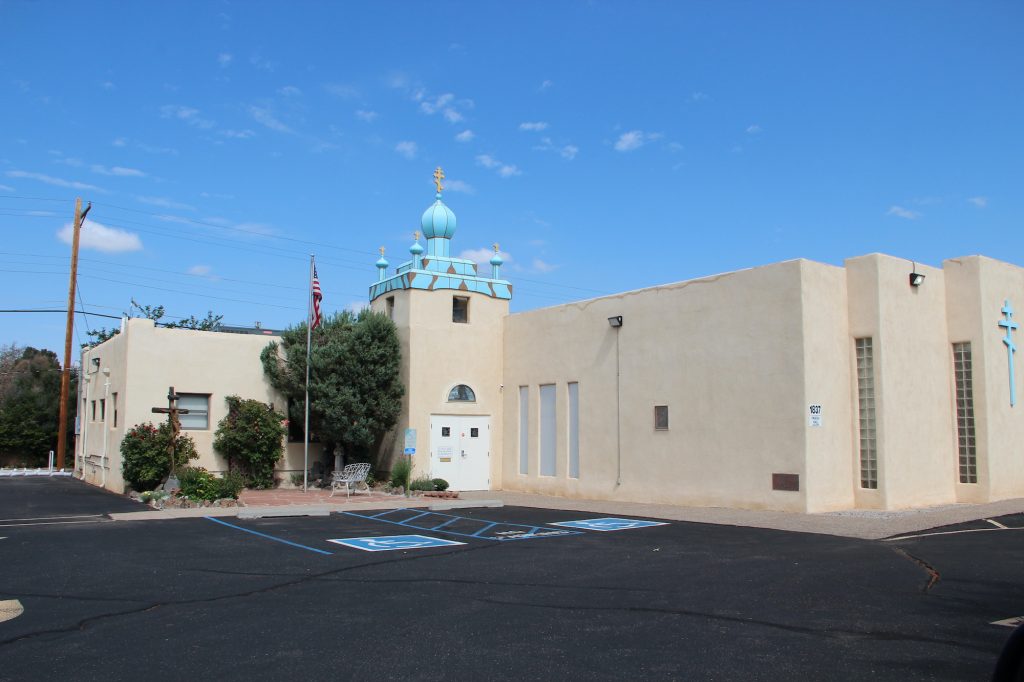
[{"x1": 303, "y1": 254, "x2": 314, "y2": 493}]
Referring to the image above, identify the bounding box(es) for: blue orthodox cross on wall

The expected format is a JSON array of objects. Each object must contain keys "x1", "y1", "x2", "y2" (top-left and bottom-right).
[{"x1": 1000, "y1": 299, "x2": 1018, "y2": 407}]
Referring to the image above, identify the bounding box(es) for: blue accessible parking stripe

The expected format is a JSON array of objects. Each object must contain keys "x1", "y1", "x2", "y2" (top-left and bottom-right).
[
  {"x1": 549, "y1": 518, "x2": 669, "y2": 532},
  {"x1": 328, "y1": 534, "x2": 465, "y2": 552}
]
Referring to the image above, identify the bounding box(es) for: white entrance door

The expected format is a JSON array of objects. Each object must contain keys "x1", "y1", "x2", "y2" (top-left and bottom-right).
[{"x1": 429, "y1": 415, "x2": 490, "y2": 491}]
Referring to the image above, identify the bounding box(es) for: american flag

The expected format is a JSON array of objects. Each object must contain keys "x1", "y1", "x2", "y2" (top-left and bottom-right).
[{"x1": 311, "y1": 264, "x2": 323, "y2": 330}]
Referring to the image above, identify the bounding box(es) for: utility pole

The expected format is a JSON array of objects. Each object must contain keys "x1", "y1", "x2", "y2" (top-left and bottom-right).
[{"x1": 56, "y1": 197, "x2": 90, "y2": 470}]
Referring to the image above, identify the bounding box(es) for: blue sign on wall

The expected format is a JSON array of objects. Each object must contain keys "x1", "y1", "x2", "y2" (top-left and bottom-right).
[
  {"x1": 549, "y1": 517, "x2": 669, "y2": 532},
  {"x1": 327, "y1": 534, "x2": 465, "y2": 552}
]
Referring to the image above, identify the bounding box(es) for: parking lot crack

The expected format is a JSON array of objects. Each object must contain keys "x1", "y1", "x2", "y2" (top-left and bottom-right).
[{"x1": 890, "y1": 546, "x2": 940, "y2": 592}]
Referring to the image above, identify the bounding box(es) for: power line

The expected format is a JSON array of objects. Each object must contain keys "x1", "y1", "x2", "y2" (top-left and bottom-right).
[{"x1": 0, "y1": 309, "x2": 123, "y2": 319}]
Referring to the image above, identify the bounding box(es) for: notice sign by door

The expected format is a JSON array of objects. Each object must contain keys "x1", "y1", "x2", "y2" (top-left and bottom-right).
[
  {"x1": 808, "y1": 404, "x2": 823, "y2": 427},
  {"x1": 404, "y1": 428, "x2": 416, "y2": 456}
]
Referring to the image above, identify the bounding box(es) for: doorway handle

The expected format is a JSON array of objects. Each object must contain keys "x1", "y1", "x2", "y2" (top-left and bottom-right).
[{"x1": 461, "y1": 450, "x2": 467, "y2": 458}]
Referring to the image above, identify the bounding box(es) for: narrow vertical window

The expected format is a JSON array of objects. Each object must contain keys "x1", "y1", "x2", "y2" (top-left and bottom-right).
[
  {"x1": 568, "y1": 382, "x2": 579, "y2": 479},
  {"x1": 112, "y1": 393, "x2": 118, "y2": 428},
  {"x1": 654, "y1": 405, "x2": 669, "y2": 430},
  {"x1": 452, "y1": 296, "x2": 469, "y2": 323},
  {"x1": 386, "y1": 296, "x2": 395, "y2": 320},
  {"x1": 100, "y1": 398, "x2": 106, "y2": 422},
  {"x1": 856, "y1": 337, "x2": 877, "y2": 489},
  {"x1": 91, "y1": 400, "x2": 96, "y2": 421},
  {"x1": 540, "y1": 384, "x2": 556, "y2": 476},
  {"x1": 953, "y1": 342, "x2": 978, "y2": 483},
  {"x1": 519, "y1": 386, "x2": 529, "y2": 475}
]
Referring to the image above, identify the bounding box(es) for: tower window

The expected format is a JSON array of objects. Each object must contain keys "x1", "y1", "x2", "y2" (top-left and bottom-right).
[
  {"x1": 386, "y1": 296, "x2": 395, "y2": 320},
  {"x1": 453, "y1": 296, "x2": 469, "y2": 323},
  {"x1": 447, "y1": 384, "x2": 476, "y2": 402}
]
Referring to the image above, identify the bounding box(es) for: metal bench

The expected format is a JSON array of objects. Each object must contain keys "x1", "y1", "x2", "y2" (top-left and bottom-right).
[{"x1": 329, "y1": 462, "x2": 372, "y2": 497}]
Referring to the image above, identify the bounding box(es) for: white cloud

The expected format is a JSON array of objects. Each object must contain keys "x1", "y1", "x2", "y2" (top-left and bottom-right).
[
  {"x1": 58, "y1": 220, "x2": 142, "y2": 253},
  {"x1": 968, "y1": 196, "x2": 988, "y2": 208},
  {"x1": 6, "y1": 170, "x2": 103, "y2": 192},
  {"x1": 186, "y1": 265, "x2": 218, "y2": 280},
  {"x1": 691, "y1": 91, "x2": 709, "y2": 102},
  {"x1": 887, "y1": 205, "x2": 921, "y2": 220},
  {"x1": 217, "y1": 53, "x2": 233, "y2": 68},
  {"x1": 534, "y1": 137, "x2": 578, "y2": 160},
  {"x1": 220, "y1": 129, "x2": 255, "y2": 139},
  {"x1": 277, "y1": 85, "x2": 302, "y2": 97},
  {"x1": 137, "y1": 196, "x2": 195, "y2": 211},
  {"x1": 460, "y1": 247, "x2": 510, "y2": 267},
  {"x1": 161, "y1": 105, "x2": 215, "y2": 130},
  {"x1": 249, "y1": 54, "x2": 275, "y2": 72},
  {"x1": 101, "y1": 81, "x2": 115, "y2": 90},
  {"x1": 455, "y1": 129, "x2": 475, "y2": 142},
  {"x1": 355, "y1": 109, "x2": 378, "y2": 122},
  {"x1": 200, "y1": 192, "x2": 235, "y2": 200},
  {"x1": 112, "y1": 137, "x2": 127, "y2": 147},
  {"x1": 0, "y1": 184, "x2": 14, "y2": 192},
  {"x1": 395, "y1": 141, "x2": 418, "y2": 159},
  {"x1": 413, "y1": 90, "x2": 469, "y2": 124},
  {"x1": 532, "y1": 258, "x2": 557, "y2": 273},
  {"x1": 560, "y1": 145, "x2": 579, "y2": 160},
  {"x1": 614, "y1": 130, "x2": 661, "y2": 152},
  {"x1": 746, "y1": 124, "x2": 762, "y2": 134},
  {"x1": 475, "y1": 154, "x2": 520, "y2": 178},
  {"x1": 91, "y1": 165, "x2": 146, "y2": 177},
  {"x1": 445, "y1": 179, "x2": 475, "y2": 194},
  {"x1": 539, "y1": 80, "x2": 553, "y2": 91},
  {"x1": 519, "y1": 121, "x2": 549, "y2": 132},
  {"x1": 249, "y1": 106, "x2": 293, "y2": 133},
  {"x1": 347, "y1": 300, "x2": 369, "y2": 314}
]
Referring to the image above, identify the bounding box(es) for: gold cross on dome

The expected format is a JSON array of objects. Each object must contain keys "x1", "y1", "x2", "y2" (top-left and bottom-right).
[
  {"x1": 433, "y1": 167, "x2": 445, "y2": 193},
  {"x1": 493, "y1": 243, "x2": 500, "y2": 253},
  {"x1": 413, "y1": 231, "x2": 420, "y2": 241},
  {"x1": 379, "y1": 247, "x2": 385, "y2": 256}
]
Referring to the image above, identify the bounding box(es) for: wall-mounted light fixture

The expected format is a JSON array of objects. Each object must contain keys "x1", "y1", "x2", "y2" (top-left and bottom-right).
[
  {"x1": 909, "y1": 262, "x2": 925, "y2": 287},
  {"x1": 608, "y1": 315, "x2": 623, "y2": 328}
]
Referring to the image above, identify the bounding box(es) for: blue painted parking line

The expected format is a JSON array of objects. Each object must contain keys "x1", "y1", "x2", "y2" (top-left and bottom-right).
[
  {"x1": 204, "y1": 516, "x2": 334, "y2": 555},
  {"x1": 549, "y1": 518, "x2": 669, "y2": 532},
  {"x1": 341, "y1": 509, "x2": 582, "y2": 542},
  {"x1": 328, "y1": 534, "x2": 465, "y2": 552}
]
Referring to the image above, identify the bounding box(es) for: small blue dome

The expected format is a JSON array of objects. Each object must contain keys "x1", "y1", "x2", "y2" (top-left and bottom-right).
[
  {"x1": 490, "y1": 252, "x2": 504, "y2": 266},
  {"x1": 409, "y1": 241, "x2": 424, "y2": 255},
  {"x1": 376, "y1": 255, "x2": 389, "y2": 268},
  {"x1": 421, "y1": 193, "x2": 457, "y2": 239}
]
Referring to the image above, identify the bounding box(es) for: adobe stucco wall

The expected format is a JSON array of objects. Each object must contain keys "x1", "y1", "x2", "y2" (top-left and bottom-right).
[
  {"x1": 78, "y1": 319, "x2": 296, "y2": 493},
  {"x1": 501, "y1": 260, "x2": 812, "y2": 512}
]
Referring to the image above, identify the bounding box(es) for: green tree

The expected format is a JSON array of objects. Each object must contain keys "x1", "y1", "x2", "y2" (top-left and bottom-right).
[
  {"x1": 213, "y1": 395, "x2": 286, "y2": 489},
  {"x1": 85, "y1": 300, "x2": 223, "y2": 347},
  {"x1": 260, "y1": 310, "x2": 403, "y2": 470},
  {"x1": 120, "y1": 421, "x2": 199, "y2": 491},
  {"x1": 0, "y1": 347, "x2": 77, "y2": 466}
]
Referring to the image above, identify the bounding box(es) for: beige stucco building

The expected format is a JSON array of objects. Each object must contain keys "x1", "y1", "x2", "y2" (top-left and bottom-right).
[{"x1": 78, "y1": 179, "x2": 1024, "y2": 513}]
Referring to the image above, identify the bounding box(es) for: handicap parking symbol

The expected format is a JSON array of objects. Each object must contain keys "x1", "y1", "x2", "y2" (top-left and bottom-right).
[
  {"x1": 327, "y1": 534, "x2": 466, "y2": 552},
  {"x1": 548, "y1": 517, "x2": 669, "y2": 532}
]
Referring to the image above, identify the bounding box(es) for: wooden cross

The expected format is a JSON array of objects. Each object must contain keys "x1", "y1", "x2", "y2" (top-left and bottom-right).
[
  {"x1": 433, "y1": 166, "x2": 445, "y2": 193},
  {"x1": 151, "y1": 386, "x2": 190, "y2": 475}
]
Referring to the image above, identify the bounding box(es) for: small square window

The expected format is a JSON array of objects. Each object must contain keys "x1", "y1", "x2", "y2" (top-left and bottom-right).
[
  {"x1": 177, "y1": 394, "x2": 210, "y2": 430},
  {"x1": 654, "y1": 405, "x2": 669, "y2": 430},
  {"x1": 470, "y1": 427, "x2": 479, "y2": 437},
  {"x1": 441, "y1": 426, "x2": 451, "y2": 437},
  {"x1": 452, "y1": 296, "x2": 469, "y2": 323}
]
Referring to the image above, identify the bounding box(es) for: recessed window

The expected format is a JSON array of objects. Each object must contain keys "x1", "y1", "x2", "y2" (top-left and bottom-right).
[
  {"x1": 447, "y1": 384, "x2": 476, "y2": 402},
  {"x1": 953, "y1": 342, "x2": 978, "y2": 483},
  {"x1": 100, "y1": 398, "x2": 106, "y2": 422},
  {"x1": 654, "y1": 405, "x2": 669, "y2": 430},
  {"x1": 470, "y1": 427, "x2": 479, "y2": 437},
  {"x1": 452, "y1": 296, "x2": 469, "y2": 323},
  {"x1": 91, "y1": 400, "x2": 97, "y2": 422},
  {"x1": 178, "y1": 394, "x2": 210, "y2": 430},
  {"x1": 441, "y1": 426, "x2": 451, "y2": 437},
  {"x1": 386, "y1": 296, "x2": 395, "y2": 320},
  {"x1": 855, "y1": 338, "x2": 877, "y2": 489},
  {"x1": 112, "y1": 393, "x2": 118, "y2": 428}
]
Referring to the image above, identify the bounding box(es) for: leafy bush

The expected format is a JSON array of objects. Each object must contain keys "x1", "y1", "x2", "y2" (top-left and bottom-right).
[
  {"x1": 178, "y1": 467, "x2": 245, "y2": 501},
  {"x1": 390, "y1": 457, "x2": 413, "y2": 491},
  {"x1": 213, "y1": 396, "x2": 286, "y2": 489},
  {"x1": 409, "y1": 477, "x2": 435, "y2": 491},
  {"x1": 432, "y1": 478, "x2": 449, "y2": 491},
  {"x1": 121, "y1": 422, "x2": 198, "y2": 491}
]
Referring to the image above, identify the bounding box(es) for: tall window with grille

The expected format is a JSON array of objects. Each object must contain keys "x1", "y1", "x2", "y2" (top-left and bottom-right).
[
  {"x1": 855, "y1": 337, "x2": 878, "y2": 489},
  {"x1": 952, "y1": 342, "x2": 978, "y2": 483}
]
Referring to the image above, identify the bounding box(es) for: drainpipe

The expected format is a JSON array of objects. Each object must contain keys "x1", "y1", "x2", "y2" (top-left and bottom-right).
[
  {"x1": 101, "y1": 368, "x2": 110, "y2": 489},
  {"x1": 80, "y1": 375, "x2": 91, "y2": 480}
]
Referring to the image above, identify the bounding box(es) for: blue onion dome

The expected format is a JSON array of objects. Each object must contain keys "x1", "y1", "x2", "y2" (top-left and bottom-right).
[
  {"x1": 420, "y1": 192, "x2": 457, "y2": 239},
  {"x1": 376, "y1": 255, "x2": 389, "y2": 268},
  {"x1": 490, "y1": 251, "x2": 504, "y2": 267},
  {"x1": 410, "y1": 240, "x2": 424, "y2": 256}
]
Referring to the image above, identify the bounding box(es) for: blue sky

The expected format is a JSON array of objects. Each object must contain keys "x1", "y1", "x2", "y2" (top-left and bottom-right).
[{"x1": 2, "y1": 1, "x2": 1021, "y2": 358}]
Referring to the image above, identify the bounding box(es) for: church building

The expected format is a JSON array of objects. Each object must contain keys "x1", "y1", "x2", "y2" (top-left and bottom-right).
[{"x1": 371, "y1": 168, "x2": 1024, "y2": 513}]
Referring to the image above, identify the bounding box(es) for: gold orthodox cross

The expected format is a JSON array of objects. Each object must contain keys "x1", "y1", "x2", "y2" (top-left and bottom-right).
[
  {"x1": 493, "y1": 243, "x2": 500, "y2": 253},
  {"x1": 379, "y1": 246, "x2": 385, "y2": 256},
  {"x1": 433, "y1": 167, "x2": 445, "y2": 193}
]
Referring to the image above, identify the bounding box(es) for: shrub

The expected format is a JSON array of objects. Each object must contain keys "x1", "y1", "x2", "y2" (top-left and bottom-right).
[
  {"x1": 432, "y1": 478, "x2": 449, "y2": 491},
  {"x1": 409, "y1": 477, "x2": 435, "y2": 491},
  {"x1": 390, "y1": 457, "x2": 413, "y2": 491},
  {"x1": 121, "y1": 421, "x2": 199, "y2": 491},
  {"x1": 178, "y1": 467, "x2": 245, "y2": 501},
  {"x1": 213, "y1": 396, "x2": 286, "y2": 489}
]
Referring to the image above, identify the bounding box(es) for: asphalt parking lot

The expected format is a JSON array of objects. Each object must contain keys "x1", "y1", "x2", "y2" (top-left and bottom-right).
[{"x1": 2, "y1": 478, "x2": 1022, "y2": 680}]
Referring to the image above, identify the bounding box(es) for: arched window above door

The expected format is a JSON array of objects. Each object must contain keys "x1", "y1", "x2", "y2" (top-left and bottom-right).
[{"x1": 447, "y1": 384, "x2": 476, "y2": 402}]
